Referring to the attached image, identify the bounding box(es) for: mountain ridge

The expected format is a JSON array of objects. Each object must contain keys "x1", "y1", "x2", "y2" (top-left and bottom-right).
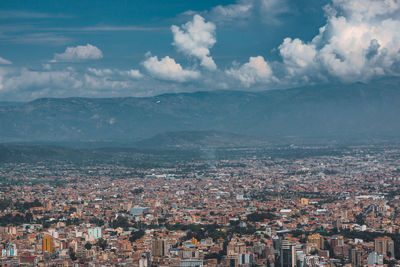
[{"x1": 1, "y1": 77, "x2": 400, "y2": 143}]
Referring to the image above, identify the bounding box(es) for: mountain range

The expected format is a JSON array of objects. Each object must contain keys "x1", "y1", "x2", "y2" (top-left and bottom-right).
[{"x1": 1, "y1": 77, "x2": 400, "y2": 145}]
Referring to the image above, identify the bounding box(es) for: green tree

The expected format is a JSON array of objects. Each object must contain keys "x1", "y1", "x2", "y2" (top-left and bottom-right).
[
  {"x1": 84, "y1": 242, "x2": 92, "y2": 250},
  {"x1": 69, "y1": 247, "x2": 77, "y2": 261},
  {"x1": 129, "y1": 230, "x2": 145, "y2": 242}
]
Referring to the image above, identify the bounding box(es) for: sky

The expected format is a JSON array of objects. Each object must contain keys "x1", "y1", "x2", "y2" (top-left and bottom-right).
[{"x1": 0, "y1": 0, "x2": 399, "y2": 101}]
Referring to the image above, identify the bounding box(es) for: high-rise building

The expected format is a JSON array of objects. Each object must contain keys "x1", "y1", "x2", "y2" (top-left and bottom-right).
[
  {"x1": 152, "y1": 239, "x2": 169, "y2": 258},
  {"x1": 281, "y1": 239, "x2": 296, "y2": 267},
  {"x1": 374, "y1": 237, "x2": 394, "y2": 258},
  {"x1": 367, "y1": 251, "x2": 383, "y2": 267},
  {"x1": 42, "y1": 235, "x2": 53, "y2": 254},
  {"x1": 351, "y1": 248, "x2": 363, "y2": 267},
  {"x1": 238, "y1": 253, "x2": 254, "y2": 265},
  {"x1": 5, "y1": 243, "x2": 17, "y2": 257},
  {"x1": 308, "y1": 233, "x2": 324, "y2": 250},
  {"x1": 88, "y1": 227, "x2": 102, "y2": 240}
]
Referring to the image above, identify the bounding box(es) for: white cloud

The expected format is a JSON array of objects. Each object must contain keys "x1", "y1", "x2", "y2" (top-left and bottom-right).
[
  {"x1": 47, "y1": 25, "x2": 165, "y2": 32},
  {"x1": 0, "y1": 10, "x2": 73, "y2": 19},
  {"x1": 277, "y1": 0, "x2": 400, "y2": 83},
  {"x1": 87, "y1": 68, "x2": 113, "y2": 76},
  {"x1": 331, "y1": 0, "x2": 400, "y2": 20},
  {"x1": 278, "y1": 38, "x2": 319, "y2": 83},
  {"x1": 53, "y1": 43, "x2": 103, "y2": 62},
  {"x1": 210, "y1": 2, "x2": 252, "y2": 22},
  {"x1": 2, "y1": 68, "x2": 83, "y2": 92},
  {"x1": 208, "y1": 0, "x2": 289, "y2": 24},
  {"x1": 259, "y1": 0, "x2": 290, "y2": 23},
  {"x1": 124, "y1": 69, "x2": 143, "y2": 79},
  {"x1": 171, "y1": 15, "x2": 217, "y2": 70},
  {"x1": 226, "y1": 56, "x2": 274, "y2": 87},
  {"x1": 0, "y1": 66, "x2": 142, "y2": 99},
  {"x1": 142, "y1": 55, "x2": 200, "y2": 82},
  {"x1": 0, "y1": 57, "x2": 12, "y2": 65},
  {"x1": 87, "y1": 68, "x2": 143, "y2": 79}
]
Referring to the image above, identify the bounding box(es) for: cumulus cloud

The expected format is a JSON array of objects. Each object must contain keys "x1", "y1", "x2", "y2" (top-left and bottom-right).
[
  {"x1": 226, "y1": 56, "x2": 274, "y2": 87},
  {"x1": 332, "y1": 0, "x2": 400, "y2": 20},
  {"x1": 278, "y1": 38, "x2": 320, "y2": 83},
  {"x1": 171, "y1": 15, "x2": 217, "y2": 70},
  {"x1": 0, "y1": 57, "x2": 12, "y2": 65},
  {"x1": 52, "y1": 43, "x2": 103, "y2": 62},
  {"x1": 277, "y1": 0, "x2": 400, "y2": 83},
  {"x1": 142, "y1": 55, "x2": 200, "y2": 82}
]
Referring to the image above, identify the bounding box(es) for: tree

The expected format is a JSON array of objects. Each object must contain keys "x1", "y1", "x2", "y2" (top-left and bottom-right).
[
  {"x1": 129, "y1": 230, "x2": 145, "y2": 242},
  {"x1": 110, "y1": 216, "x2": 130, "y2": 230},
  {"x1": 247, "y1": 212, "x2": 276, "y2": 222},
  {"x1": 69, "y1": 247, "x2": 77, "y2": 261},
  {"x1": 97, "y1": 238, "x2": 107, "y2": 251},
  {"x1": 84, "y1": 242, "x2": 92, "y2": 250}
]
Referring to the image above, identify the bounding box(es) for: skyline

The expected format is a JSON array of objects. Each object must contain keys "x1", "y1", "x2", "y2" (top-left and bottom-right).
[{"x1": 0, "y1": 0, "x2": 399, "y2": 101}]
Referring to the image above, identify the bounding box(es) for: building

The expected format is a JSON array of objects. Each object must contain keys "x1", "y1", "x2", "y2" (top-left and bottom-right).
[
  {"x1": 300, "y1": 198, "x2": 309, "y2": 206},
  {"x1": 130, "y1": 207, "x2": 150, "y2": 216},
  {"x1": 152, "y1": 239, "x2": 169, "y2": 258},
  {"x1": 238, "y1": 253, "x2": 254, "y2": 265},
  {"x1": 180, "y1": 259, "x2": 203, "y2": 267},
  {"x1": 367, "y1": 251, "x2": 383, "y2": 267},
  {"x1": 88, "y1": 227, "x2": 102, "y2": 240},
  {"x1": 43, "y1": 235, "x2": 53, "y2": 254},
  {"x1": 351, "y1": 248, "x2": 363, "y2": 267},
  {"x1": 3, "y1": 243, "x2": 17, "y2": 257},
  {"x1": 281, "y1": 239, "x2": 296, "y2": 267},
  {"x1": 374, "y1": 237, "x2": 394, "y2": 258},
  {"x1": 308, "y1": 233, "x2": 324, "y2": 250}
]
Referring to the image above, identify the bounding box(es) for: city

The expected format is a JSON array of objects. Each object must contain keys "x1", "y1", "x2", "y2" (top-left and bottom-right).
[
  {"x1": 1, "y1": 0, "x2": 400, "y2": 266},
  {"x1": 1, "y1": 144, "x2": 400, "y2": 266}
]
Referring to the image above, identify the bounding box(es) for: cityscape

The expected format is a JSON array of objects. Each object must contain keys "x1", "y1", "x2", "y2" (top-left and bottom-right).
[
  {"x1": 1, "y1": 144, "x2": 400, "y2": 266},
  {"x1": 1, "y1": 0, "x2": 400, "y2": 266}
]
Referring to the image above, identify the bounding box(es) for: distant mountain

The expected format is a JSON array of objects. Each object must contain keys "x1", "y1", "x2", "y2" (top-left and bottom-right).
[
  {"x1": 0, "y1": 102, "x2": 22, "y2": 106},
  {"x1": 134, "y1": 130, "x2": 265, "y2": 149},
  {"x1": 1, "y1": 77, "x2": 400, "y2": 143},
  {"x1": 0, "y1": 144, "x2": 202, "y2": 165}
]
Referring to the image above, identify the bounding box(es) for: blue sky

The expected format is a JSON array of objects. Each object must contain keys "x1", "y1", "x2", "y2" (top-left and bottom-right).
[{"x1": 0, "y1": 0, "x2": 399, "y2": 101}]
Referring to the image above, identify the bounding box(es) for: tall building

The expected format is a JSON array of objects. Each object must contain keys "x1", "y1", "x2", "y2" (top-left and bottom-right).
[
  {"x1": 238, "y1": 253, "x2": 254, "y2": 265},
  {"x1": 281, "y1": 239, "x2": 296, "y2": 267},
  {"x1": 374, "y1": 237, "x2": 394, "y2": 258},
  {"x1": 42, "y1": 235, "x2": 53, "y2": 254},
  {"x1": 5, "y1": 243, "x2": 17, "y2": 257},
  {"x1": 88, "y1": 227, "x2": 102, "y2": 240},
  {"x1": 351, "y1": 248, "x2": 363, "y2": 267},
  {"x1": 367, "y1": 251, "x2": 383, "y2": 267},
  {"x1": 152, "y1": 239, "x2": 169, "y2": 258},
  {"x1": 308, "y1": 233, "x2": 324, "y2": 250}
]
